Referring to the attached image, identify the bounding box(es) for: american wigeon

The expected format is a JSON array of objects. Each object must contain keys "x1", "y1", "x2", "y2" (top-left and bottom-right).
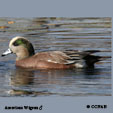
[{"x1": 2, "y1": 36, "x2": 104, "y2": 69}]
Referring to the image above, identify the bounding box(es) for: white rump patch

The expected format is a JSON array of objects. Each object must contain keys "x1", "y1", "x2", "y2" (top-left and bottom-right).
[
  {"x1": 74, "y1": 60, "x2": 86, "y2": 68},
  {"x1": 75, "y1": 63, "x2": 84, "y2": 68}
]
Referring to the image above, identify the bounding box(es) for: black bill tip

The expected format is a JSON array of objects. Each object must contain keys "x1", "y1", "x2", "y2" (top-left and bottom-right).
[{"x1": 1, "y1": 54, "x2": 5, "y2": 57}]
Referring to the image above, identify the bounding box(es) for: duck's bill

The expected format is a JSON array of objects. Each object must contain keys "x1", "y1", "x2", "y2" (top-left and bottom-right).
[{"x1": 1, "y1": 48, "x2": 12, "y2": 56}]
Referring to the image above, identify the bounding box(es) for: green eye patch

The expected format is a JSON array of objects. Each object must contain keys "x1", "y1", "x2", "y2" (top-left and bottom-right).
[{"x1": 13, "y1": 39, "x2": 27, "y2": 46}]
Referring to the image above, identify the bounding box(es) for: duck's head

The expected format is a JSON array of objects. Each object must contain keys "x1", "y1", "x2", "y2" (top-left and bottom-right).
[{"x1": 2, "y1": 36, "x2": 35, "y2": 60}]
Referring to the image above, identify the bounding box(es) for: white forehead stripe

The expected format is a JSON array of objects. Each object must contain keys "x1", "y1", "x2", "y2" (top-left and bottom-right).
[{"x1": 9, "y1": 36, "x2": 28, "y2": 47}]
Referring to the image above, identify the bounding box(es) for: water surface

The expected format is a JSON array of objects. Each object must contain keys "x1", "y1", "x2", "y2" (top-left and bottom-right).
[{"x1": 0, "y1": 17, "x2": 111, "y2": 97}]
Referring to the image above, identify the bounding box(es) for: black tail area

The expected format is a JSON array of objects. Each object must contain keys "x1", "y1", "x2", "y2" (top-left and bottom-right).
[
  {"x1": 82, "y1": 50, "x2": 111, "y2": 68},
  {"x1": 64, "y1": 50, "x2": 111, "y2": 68},
  {"x1": 83, "y1": 55, "x2": 102, "y2": 68}
]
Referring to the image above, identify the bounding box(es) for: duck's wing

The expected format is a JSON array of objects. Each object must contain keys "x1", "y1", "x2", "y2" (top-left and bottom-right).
[
  {"x1": 63, "y1": 50, "x2": 107, "y2": 67},
  {"x1": 32, "y1": 51, "x2": 70, "y2": 64},
  {"x1": 33, "y1": 50, "x2": 96, "y2": 64},
  {"x1": 64, "y1": 50, "x2": 100, "y2": 57},
  {"x1": 33, "y1": 50, "x2": 109, "y2": 67}
]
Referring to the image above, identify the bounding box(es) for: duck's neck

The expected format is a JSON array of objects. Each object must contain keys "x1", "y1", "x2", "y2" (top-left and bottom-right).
[
  {"x1": 16, "y1": 43, "x2": 35, "y2": 61},
  {"x1": 16, "y1": 49, "x2": 35, "y2": 61}
]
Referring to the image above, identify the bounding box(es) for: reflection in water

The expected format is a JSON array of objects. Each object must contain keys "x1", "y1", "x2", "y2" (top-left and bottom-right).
[
  {"x1": 8, "y1": 68, "x2": 34, "y2": 96},
  {"x1": 8, "y1": 68, "x2": 52, "y2": 96},
  {"x1": 7, "y1": 67, "x2": 111, "y2": 96},
  {"x1": 10, "y1": 68, "x2": 34, "y2": 86}
]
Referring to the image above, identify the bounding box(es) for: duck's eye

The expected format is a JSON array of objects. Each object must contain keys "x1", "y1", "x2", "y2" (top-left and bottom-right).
[
  {"x1": 13, "y1": 39, "x2": 27, "y2": 46},
  {"x1": 13, "y1": 41, "x2": 19, "y2": 46}
]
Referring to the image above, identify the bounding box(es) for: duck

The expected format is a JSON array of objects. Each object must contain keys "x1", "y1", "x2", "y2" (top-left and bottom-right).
[{"x1": 1, "y1": 36, "x2": 104, "y2": 69}]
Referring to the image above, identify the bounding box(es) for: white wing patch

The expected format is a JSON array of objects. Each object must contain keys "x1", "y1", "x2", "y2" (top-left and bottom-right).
[{"x1": 47, "y1": 59, "x2": 58, "y2": 63}]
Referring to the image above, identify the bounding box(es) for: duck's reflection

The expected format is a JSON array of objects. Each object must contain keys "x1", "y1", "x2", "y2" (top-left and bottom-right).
[
  {"x1": 8, "y1": 68, "x2": 34, "y2": 96},
  {"x1": 10, "y1": 68, "x2": 34, "y2": 86},
  {"x1": 8, "y1": 67, "x2": 103, "y2": 96}
]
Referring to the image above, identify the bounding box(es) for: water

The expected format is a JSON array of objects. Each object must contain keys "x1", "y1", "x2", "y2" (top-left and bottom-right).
[{"x1": 0, "y1": 17, "x2": 111, "y2": 97}]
